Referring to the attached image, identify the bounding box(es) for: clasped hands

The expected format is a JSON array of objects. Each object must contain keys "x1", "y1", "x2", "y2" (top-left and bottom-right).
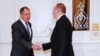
[{"x1": 32, "y1": 43, "x2": 42, "y2": 51}]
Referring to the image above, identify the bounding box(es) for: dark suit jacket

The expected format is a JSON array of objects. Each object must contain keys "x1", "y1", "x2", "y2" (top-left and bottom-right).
[
  {"x1": 10, "y1": 19, "x2": 34, "y2": 56},
  {"x1": 43, "y1": 15, "x2": 74, "y2": 56}
]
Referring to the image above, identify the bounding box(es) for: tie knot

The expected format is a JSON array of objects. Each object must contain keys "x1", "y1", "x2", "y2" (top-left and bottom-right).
[{"x1": 26, "y1": 22, "x2": 28, "y2": 25}]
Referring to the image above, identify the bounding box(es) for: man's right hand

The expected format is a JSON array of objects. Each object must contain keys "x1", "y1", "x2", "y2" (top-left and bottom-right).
[{"x1": 32, "y1": 44, "x2": 41, "y2": 50}]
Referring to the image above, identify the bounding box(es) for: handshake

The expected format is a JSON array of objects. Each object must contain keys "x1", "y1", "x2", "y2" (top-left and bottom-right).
[{"x1": 32, "y1": 43, "x2": 42, "y2": 51}]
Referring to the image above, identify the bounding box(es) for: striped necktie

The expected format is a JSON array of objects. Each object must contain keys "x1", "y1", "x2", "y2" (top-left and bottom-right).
[{"x1": 26, "y1": 23, "x2": 30, "y2": 36}]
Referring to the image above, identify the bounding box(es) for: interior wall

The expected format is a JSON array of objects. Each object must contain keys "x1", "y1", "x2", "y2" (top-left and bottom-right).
[{"x1": 0, "y1": 0, "x2": 100, "y2": 56}]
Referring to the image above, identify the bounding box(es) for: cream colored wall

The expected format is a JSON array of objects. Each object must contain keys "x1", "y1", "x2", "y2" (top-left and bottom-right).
[{"x1": 0, "y1": 0, "x2": 100, "y2": 56}]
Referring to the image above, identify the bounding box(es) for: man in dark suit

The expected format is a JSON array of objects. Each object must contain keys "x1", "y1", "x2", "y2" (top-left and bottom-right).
[
  {"x1": 10, "y1": 6, "x2": 40, "y2": 56},
  {"x1": 42, "y1": 3, "x2": 74, "y2": 56}
]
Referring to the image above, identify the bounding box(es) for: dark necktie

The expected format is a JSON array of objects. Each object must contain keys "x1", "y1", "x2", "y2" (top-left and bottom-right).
[{"x1": 26, "y1": 23, "x2": 30, "y2": 36}]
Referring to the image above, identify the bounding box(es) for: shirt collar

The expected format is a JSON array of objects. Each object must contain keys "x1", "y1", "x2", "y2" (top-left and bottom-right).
[
  {"x1": 20, "y1": 18, "x2": 27, "y2": 28},
  {"x1": 56, "y1": 14, "x2": 65, "y2": 21},
  {"x1": 20, "y1": 18, "x2": 26, "y2": 25}
]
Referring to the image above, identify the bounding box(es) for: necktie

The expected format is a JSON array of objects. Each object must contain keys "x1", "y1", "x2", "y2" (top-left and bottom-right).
[{"x1": 26, "y1": 23, "x2": 30, "y2": 36}]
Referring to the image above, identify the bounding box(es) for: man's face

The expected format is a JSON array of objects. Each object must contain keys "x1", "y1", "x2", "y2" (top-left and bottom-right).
[
  {"x1": 53, "y1": 7, "x2": 58, "y2": 19},
  {"x1": 20, "y1": 9, "x2": 31, "y2": 22}
]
